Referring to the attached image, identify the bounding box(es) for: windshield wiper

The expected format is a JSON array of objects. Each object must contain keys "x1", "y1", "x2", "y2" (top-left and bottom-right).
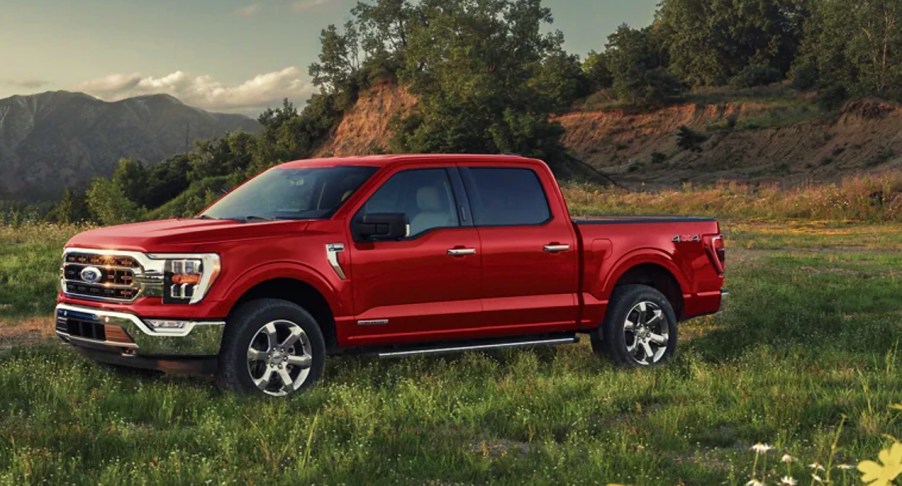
[
  {"x1": 196, "y1": 214, "x2": 218, "y2": 220},
  {"x1": 243, "y1": 215, "x2": 277, "y2": 222}
]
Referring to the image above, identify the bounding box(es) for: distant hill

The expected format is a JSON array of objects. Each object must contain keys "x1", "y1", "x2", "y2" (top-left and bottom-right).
[{"x1": 0, "y1": 91, "x2": 260, "y2": 200}]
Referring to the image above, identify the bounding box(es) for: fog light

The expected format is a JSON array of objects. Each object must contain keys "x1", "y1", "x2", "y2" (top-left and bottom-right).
[{"x1": 145, "y1": 319, "x2": 191, "y2": 331}]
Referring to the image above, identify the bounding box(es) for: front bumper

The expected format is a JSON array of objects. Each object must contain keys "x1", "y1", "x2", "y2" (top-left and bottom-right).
[{"x1": 55, "y1": 303, "x2": 225, "y2": 357}]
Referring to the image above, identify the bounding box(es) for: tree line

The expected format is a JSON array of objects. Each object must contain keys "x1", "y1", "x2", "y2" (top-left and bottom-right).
[{"x1": 22, "y1": 0, "x2": 902, "y2": 225}]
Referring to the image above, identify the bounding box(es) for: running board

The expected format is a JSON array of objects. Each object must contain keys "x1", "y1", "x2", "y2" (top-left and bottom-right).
[{"x1": 376, "y1": 334, "x2": 579, "y2": 359}]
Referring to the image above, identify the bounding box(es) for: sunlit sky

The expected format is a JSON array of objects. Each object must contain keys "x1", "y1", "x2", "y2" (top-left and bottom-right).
[{"x1": 1, "y1": 0, "x2": 658, "y2": 114}]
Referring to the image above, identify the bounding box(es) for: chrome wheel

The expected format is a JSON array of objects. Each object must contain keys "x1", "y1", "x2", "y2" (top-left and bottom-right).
[
  {"x1": 623, "y1": 301, "x2": 670, "y2": 365},
  {"x1": 246, "y1": 320, "x2": 313, "y2": 397}
]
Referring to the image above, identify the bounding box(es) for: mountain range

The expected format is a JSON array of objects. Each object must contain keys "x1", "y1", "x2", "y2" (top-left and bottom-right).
[{"x1": 0, "y1": 91, "x2": 260, "y2": 201}]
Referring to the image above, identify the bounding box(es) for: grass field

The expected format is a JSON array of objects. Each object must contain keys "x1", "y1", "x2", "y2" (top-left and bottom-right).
[{"x1": 1, "y1": 220, "x2": 900, "y2": 485}]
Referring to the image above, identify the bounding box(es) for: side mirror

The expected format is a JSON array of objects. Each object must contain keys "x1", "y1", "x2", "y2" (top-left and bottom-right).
[{"x1": 352, "y1": 213, "x2": 409, "y2": 242}]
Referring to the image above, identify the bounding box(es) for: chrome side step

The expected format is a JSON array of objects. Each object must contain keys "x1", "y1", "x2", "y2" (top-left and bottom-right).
[{"x1": 376, "y1": 335, "x2": 579, "y2": 359}]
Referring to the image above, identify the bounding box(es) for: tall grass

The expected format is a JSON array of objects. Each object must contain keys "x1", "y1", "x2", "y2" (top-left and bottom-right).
[{"x1": 564, "y1": 172, "x2": 902, "y2": 222}]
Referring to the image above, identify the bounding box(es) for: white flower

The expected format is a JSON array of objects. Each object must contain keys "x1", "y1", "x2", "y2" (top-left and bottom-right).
[
  {"x1": 781, "y1": 453, "x2": 795, "y2": 463},
  {"x1": 779, "y1": 476, "x2": 797, "y2": 486},
  {"x1": 745, "y1": 480, "x2": 764, "y2": 486},
  {"x1": 750, "y1": 443, "x2": 774, "y2": 453},
  {"x1": 808, "y1": 462, "x2": 826, "y2": 471},
  {"x1": 837, "y1": 463, "x2": 855, "y2": 470},
  {"x1": 811, "y1": 473, "x2": 824, "y2": 483}
]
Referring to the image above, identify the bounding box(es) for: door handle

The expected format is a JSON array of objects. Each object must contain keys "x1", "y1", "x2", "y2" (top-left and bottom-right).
[
  {"x1": 543, "y1": 244, "x2": 571, "y2": 253},
  {"x1": 448, "y1": 248, "x2": 477, "y2": 256}
]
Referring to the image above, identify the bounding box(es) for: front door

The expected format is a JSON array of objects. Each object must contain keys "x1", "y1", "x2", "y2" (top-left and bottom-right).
[{"x1": 347, "y1": 167, "x2": 483, "y2": 346}]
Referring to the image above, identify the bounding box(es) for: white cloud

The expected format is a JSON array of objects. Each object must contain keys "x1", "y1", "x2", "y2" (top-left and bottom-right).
[
  {"x1": 233, "y1": 3, "x2": 262, "y2": 17},
  {"x1": 77, "y1": 67, "x2": 315, "y2": 114},
  {"x1": 290, "y1": 0, "x2": 335, "y2": 13}
]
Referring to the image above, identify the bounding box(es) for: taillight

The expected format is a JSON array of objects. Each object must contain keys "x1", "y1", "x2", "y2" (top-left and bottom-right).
[{"x1": 705, "y1": 235, "x2": 725, "y2": 275}]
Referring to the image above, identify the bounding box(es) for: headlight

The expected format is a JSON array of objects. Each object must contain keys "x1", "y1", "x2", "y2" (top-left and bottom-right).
[{"x1": 147, "y1": 253, "x2": 221, "y2": 304}]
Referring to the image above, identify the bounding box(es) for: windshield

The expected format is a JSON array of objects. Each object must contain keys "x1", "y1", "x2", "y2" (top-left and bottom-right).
[{"x1": 200, "y1": 166, "x2": 378, "y2": 221}]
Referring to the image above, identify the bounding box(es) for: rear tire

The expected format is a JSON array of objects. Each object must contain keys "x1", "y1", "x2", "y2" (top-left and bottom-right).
[
  {"x1": 591, "y1": 284, "x2": 678, "y2": 367},
  {"x1": 216, "y1": 299, "x2": 326, "y2": 396}
]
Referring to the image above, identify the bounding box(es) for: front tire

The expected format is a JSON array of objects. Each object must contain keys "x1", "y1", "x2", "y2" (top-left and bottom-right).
[
  {"x1": 591, "y1": 284, "x2": 678, "y2": 367},
  {"x1": 216, "y1": 299, "x2": 326, "y2": 396}
]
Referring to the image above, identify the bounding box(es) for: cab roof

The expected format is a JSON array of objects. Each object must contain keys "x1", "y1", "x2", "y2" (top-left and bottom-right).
[{"x1": 277, "y1": 154, "x2": 543, "y2": 169}]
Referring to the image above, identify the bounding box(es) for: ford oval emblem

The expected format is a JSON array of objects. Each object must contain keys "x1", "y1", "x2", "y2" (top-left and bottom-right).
[{"x1": 80, "y1": 266, "x2": 103, "y2": 284}]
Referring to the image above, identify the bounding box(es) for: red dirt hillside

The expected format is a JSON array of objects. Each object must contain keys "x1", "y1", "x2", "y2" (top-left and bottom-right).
[{"x1": 314, "y1": 83, "x2": 902, "y2": 186}]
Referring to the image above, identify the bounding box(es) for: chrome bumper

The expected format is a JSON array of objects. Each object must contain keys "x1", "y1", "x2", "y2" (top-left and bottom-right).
[{"x1": 55, "y1": 303, "x2": 225, "y2": 357}]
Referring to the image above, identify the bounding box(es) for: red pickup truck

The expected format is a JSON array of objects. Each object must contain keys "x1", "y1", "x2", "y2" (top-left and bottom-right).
[{"x1": 57, "y1": 154, "x2": 725, "y2": 396}]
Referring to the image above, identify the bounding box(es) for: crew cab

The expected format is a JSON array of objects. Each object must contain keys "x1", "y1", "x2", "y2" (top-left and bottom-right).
[{"x1": 56, "y1": 154, "x2": 725, "y2": 396}]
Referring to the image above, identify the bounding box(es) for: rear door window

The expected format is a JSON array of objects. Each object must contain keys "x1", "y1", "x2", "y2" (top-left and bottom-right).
[{"x1": 461, "y1": 167, "x2": 551, "y2": 226}]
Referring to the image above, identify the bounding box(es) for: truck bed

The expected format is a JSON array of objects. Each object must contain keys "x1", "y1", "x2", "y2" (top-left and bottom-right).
[{"x1": 572, "y1": 216, "x2": 716, "y2": 225}]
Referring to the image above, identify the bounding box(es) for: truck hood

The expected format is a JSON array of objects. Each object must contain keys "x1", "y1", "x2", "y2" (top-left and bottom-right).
[{"x1": 66, "y1": 218, "x2": 310, "y2": 253}]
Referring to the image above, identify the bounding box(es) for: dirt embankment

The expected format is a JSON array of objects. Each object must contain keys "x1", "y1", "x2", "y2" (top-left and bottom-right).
[
  {"x1": 556, "y1": 98, "x2": 902, "y2": 186},
  {"x1": 314, "y1": 82, "x2": 416, "y2": 157},
  {"x1": 314, "y1": 82, "x2": 902, "y2": 186}
]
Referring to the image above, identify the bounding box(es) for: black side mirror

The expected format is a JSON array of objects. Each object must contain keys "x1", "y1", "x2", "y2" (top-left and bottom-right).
[{"x1": 352, "y1": 213, "x2": 409, "y2": 242}]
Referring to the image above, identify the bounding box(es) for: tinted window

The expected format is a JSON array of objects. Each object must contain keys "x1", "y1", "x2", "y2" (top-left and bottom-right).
[
  {"x1": 463, "y1": 168, "x2": 551, "y2": 226},
  {"x1": 202, "y1": 166, "x2": 377, "y2": 221},
  {"x1": 358, "y1": 168, "x2": 459, "y2": 237}
]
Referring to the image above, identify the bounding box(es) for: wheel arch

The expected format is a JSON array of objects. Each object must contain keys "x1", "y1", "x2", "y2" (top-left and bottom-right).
[
  {"x1": 224, "y1": 265, "x2": 341, "y2": 351},
  {"x1": 604, "y1": 252, "x2": 688, "y2": 320}
]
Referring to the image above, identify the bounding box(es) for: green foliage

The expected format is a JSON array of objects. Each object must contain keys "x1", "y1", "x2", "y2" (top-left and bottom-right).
[
  {"x1": 796, "y1": 0, "x2": 902, "y2": 102},
  {"x1": 655, "y1": 0, "x2": 808, "y2": 86},
  {"x1": 605, "y1": 25, "x2": 687, "y2": 105},
  {"x1": 85, "y1": 178, "x2": 144, "y2": 226},
  {"x1": 147, "y1": 176, "x2": 232, "y2": 220},
  {"x1": 729, "y1": 66, "x2": 783, "y2": 88},
  {"x1": 676, "y1": 125, "x2": 709, "y2": 152},
  {"x1": 47, "y1": 188, "x2": 89, "y2": 224},
  {"x1": 582, "y1": 50, "x2": 613, "y2": 91},
  {"x1": 391, "y1": 0, "x2": 573, "y2": 167}
]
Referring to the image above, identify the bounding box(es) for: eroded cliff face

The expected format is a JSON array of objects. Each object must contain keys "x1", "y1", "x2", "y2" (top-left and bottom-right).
[
  {"x1": 314, "y1": 83, "x2": 416, "y2": 157},
  {"x1": 556, "y1": 98, "x2": 902, "y2": 185},
  {"x1": 315, "y1": 82, "x2": 902, "y2": 186}
]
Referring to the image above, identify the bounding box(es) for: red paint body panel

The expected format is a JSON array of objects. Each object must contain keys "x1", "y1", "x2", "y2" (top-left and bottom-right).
[{"x1": 58, "y1": 154, "x2": 724, "y2": 352}]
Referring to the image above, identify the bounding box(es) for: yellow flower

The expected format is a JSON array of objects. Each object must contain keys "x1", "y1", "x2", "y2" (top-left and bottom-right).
[{"x1": 858, "y1": 442, "x2": 902, "y2": 486}]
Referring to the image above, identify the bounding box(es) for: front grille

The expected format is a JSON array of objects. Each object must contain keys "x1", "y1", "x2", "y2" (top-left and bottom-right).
[
  {"x1": 56, "y1": 309, "x2": 106, "y2": 341},
  {"x1": 62, "y1": 251, "x2": 141, "y2": 302}
]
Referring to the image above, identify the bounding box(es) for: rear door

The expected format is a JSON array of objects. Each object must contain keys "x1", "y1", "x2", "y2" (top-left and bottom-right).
[
  {"x1": 346, "y1": 166, "x2": 483, "y2": 346},
  {"x1": 460, "y1": 164, "x2": 580, "y2": 332}
]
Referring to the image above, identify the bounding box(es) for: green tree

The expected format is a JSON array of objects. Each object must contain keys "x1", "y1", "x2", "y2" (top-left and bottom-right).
[
  {"x1": 86, "y1": 178, "x2": 143, "y2": 225},
  {"x1": 48, "y1": 187, "x2": 89, "y2": 223},
  {"x1": 605, "y1": 25, "x2": 686, "y2": 105},
  {"x1": 583, "y1": 50, "x2": 613, "y2": 91},
  {"x1": 309, "y1": 22, "x2": 360, "y2": 93},
  {"x1": 796, "y1": 0, "x2": 902, "y2": 101},
  {"x1": 655, "y1": 0, "x2": 809, "y2": 86},
  {"x1": 392, "y1": 0, "x2": 571, "y2": 164},
  {"x1": 111, "y1": 158, "x2": 149, "y2": 207}
]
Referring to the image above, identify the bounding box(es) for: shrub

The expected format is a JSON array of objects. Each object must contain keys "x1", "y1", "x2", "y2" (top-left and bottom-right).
[
  {"x1": 676, "y1": 125, "x2": 709, "y2": 152},
  {"x1": 729, "y1": 66, "x2": 783, "y2": 88}
]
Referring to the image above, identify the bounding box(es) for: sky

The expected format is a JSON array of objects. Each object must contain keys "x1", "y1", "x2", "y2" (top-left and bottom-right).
[{"x1": 0, "y1": 0, "x2": 658, "y2": 115}]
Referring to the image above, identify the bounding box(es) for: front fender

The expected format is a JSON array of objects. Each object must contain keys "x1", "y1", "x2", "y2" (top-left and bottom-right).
[{"x1": 221, "y1": 261, "x2": 345, "y2": 316}]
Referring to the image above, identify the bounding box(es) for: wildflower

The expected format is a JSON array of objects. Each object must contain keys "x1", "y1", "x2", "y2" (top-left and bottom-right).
[
  {"x1": 779, "y1": 476, "x2": 797, "y2": 486},
  {"x1": 745, "y1": 480, "x2": 763, "y2": 486},
  {"x1": 781, "y1": 454, "x2": 795, "y2": 464},
  {"x1": 858, "y1": 442, "x2": 902, "y2": 486},
  {"x1": 808, "y1": 462, "x2": 826, "y2": 471},
  {"x1": 837, "y1": 463, "x2": 856, "y2": 470},
  {"x1": 811, "y1": 473, "x2": 824, "y2": 483},
  {"x1": 750, "y1": 443, "x2": 773, "y2": 454}
]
